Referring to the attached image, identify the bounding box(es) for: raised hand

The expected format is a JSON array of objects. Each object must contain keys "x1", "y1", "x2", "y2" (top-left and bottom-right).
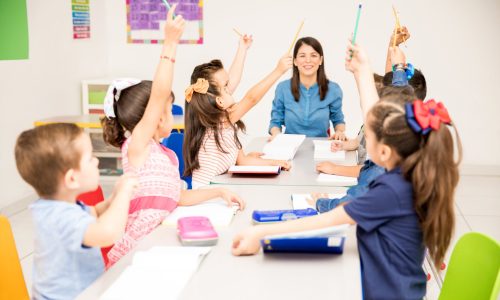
[{"x1": 164, "y1": 4, "x2": 185, "y2": 45}]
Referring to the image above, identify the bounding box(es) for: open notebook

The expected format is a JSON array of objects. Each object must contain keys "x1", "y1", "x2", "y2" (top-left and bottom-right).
[
  {"x1": 312, "y1": 140, "x2": 346, "y2": 162},
  {"x1": 316, "y1": 173, "x2": 358, "y2": 186},
  {"x1": 291, "y1": 193, "x2": 347, "y2": 210},
  {"x1": 228, "y1": 165, "x2": 281, "y2": 175},
  {"x1": 261, "y1": 134, "x2": 306, "y2": 160},
  {"x1": 162, "y1": 199, "x2": 239, "y2": 228},
  {"x1": 100, "y1": 247, "x2": 211, "y2": 300}
]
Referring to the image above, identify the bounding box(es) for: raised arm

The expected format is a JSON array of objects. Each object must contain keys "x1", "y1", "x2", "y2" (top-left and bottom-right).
[
  {"x1": 128, "y1": 5, "x2": 185, "y2": 167},
  {"x1": 228, "y1": 54, "x2": 292, "y2": 124},
  {"x1": 384, "y1": 26, "x2": 410, "y2": 73},
  {"x1": 227, "y1": 34, "x2": 253, "y2": 94}
]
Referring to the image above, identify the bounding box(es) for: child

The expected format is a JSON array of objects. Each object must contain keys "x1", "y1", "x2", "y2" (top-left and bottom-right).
[
  {"x1": 183, "y1": 54, "x2": 293, "y2": 188},
  {"x1": 15, "y1": 123, "x2": 138, "y2": 299},
  {"x1": 232, "y1": 43, "x2": 462, "y2": 300},
  {"x1": 101, "y1": 5, "x2": 244, "y2": 267}
]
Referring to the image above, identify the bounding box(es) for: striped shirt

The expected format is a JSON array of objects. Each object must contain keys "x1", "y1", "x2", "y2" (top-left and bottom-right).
[{"x1": 192, "y1": 127, "x2": 240, "y2": 187}]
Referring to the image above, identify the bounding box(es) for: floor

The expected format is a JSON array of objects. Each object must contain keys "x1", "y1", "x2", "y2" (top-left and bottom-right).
[{"x1": 2, "y1": 175, "x2": 500, "y2": 299}]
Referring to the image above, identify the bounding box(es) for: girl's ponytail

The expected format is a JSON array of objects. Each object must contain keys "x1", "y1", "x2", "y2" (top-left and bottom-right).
[{"x1": 101, "y1": 116, "x2": 126, "y2": 148}]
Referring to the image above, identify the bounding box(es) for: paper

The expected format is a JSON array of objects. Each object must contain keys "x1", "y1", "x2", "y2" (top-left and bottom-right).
[
  {"x1": 261, "y1": 134, "x2": 305, "y2": 160},
  {"x1": 317, "y1": 173, "x2": 358, "y2": 186},
  {"x1": 228, "y1": 165, "x2": 280, "y2": 174},
  {"x1": 163, "y1": 199, "x2": 238, "y2": 227},
  {"x1": 291, "y1": 193, "x2": 346, "y2": 210},
  {"x1": 313, "y1": 140, "x2": 346, "y2": 161},
  {"x1": 264, "y1": 224, "x2": 350, "y2": 239},
  {"x1": 100, "y1": 247, "x2": 211, "y2": 300}
]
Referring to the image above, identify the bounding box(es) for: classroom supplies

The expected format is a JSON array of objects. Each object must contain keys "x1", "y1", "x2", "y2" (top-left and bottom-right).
[
  {"x1": 252, "y1": 208, "x2": 318, "y2": 223},
  {"x1": 177, "y1": 216, "x2": 218, "y2": 246},
  {"x1": 160, "y1": 0, "x2": 176, "y2": 18},
  {"x1": 392, "y1": 5, "x2": 407, "y2": 47},
  {"x1": 163, "y1": 199, "x2": 239, "y2": 227},
  {"x1": 316, "y1": 173, "x2": 358, "y2": 186},
  {"x1": 261, "y1": 224, "x2": 349, "y2": 254},
  {"x1": 261, "y1": 134, "x2": 306, "y2": 160},
  {"x1": 233, "y1": 28, "x2": 243, "y2": 37},
  {"x1": 351, "y1": 3, "x2": 363, "y2": 45},
  {"x1": 291, "y1": 193, "x2": 347, "y2": 210},
  {"x1": 228, "y1": 165, "x2": 281, "y2": 175},
  {"x1": 288, "y1": 20, "x2": 304, "y2": 54},
  {"x1": 313, "y1": 140, "x2": 347, "y2": 161},
  {"x1": 100, "y1": 247, "x2": 211, "y2": 300}
]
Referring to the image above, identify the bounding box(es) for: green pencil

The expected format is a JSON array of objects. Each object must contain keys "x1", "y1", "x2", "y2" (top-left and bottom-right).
[
  {"x1": 161, "y1": 0, "x2": 177, "y2": 18},
  {"x1": 352, "y1": 3, "x2": 362, "y2": 45}
]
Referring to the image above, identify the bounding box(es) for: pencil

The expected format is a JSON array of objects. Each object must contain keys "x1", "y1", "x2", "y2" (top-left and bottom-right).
[
  {"x1": 288, "y1": 20, "x2": 304, "y2": 54},
  {"x1": 392, "y1": 5, "x2": 407, "y2": 47},
  {"x1": 351, "y1": 3, "x2": 363, "y2": 45},
  {"x1": 233, "y1": 28, "x2": 243, "y2": 37},
  {"x1": 161, "y1": 0, "x2": 177, "y2": 18}
]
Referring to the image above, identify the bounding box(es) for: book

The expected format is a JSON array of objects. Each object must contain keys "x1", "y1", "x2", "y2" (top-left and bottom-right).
[
  {"x1": 228, "y1": 165, "x2": 281, "y2": 175},
  {"x1": 312, "y1": 140, "x2": 346, "y2": 161},
  {"x1": 261, "y1": 224, "x2": 350, "y2": 254},
  {"x1": 291, "y1": 193, "x2": 347, "y2": 210},
  {"x1": 261, "y1": 134, "x2": 306, "y2": 160},
  {"x1": 316, "y1": 173, "x2": 358, "y2": 186},
  {"x1": 162, "y1": 199, "x2": 239, "y2": 228}
]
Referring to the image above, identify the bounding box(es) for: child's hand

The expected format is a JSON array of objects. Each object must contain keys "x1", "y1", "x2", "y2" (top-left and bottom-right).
[
  {"x1": 389, "y1": 46, "x2": 406, "y2": 66},
  {"x1": 277, "y1": 160, "x2": 291, "y2": 171},
  {"x1": 345, "y1": 42, "x2": 370, "y2": 74},
  {"x1": 306, "y1": 192, "x2": 330, "y2": 207},
  {"x1": 330, "y1": 131, "x2": 347, "y2": 141},
  {"x1": 163, "y1": 4, "x2": 185, "y2": 45},
  {"x1": 276, "y1": 54, "x2": 293, "y2": 74},
  {"x1": 219, "y1": 188, "x2": 246, "y2": 210},
  {"x1": 390, "y1": 26, "x2": 410, "y2": 46},
  {"x1": 239, "y1": 34, "x2": 253, "y2": 50},
  {"x1": 232, "y1": 227, "x2": 262, "y2": 256},
  {"x1": 316, "y1": 161, "x2": 338, "y2": 175},
  {"x1": 113, "y1": 173, "x2": 139, "y2": 200},
  {"x1": 330, "y1": 140, "x2": 344, "y2": 152},
  {"x1": 247, "y1": 151, "x2": 264, "y2": 158}
]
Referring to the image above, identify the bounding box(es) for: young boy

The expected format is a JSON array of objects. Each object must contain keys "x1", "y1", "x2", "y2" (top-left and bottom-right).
[{"x1": 15, "y1": 123, "x2": 137, "y2": 299}]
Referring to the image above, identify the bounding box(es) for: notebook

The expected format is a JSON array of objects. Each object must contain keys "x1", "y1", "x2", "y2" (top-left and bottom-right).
[
  {"x1": 228, "y1": 165, "x2": 281, "y2": 175},
  {"x1": 312, "y1": 140, "x2": 346, "y2": 161},
  {"x1": 291, "y1": 193, "x2": 347, "y2": 210},
  {"x1": 162, "y1": 199, "x2": 239, "y2": 228},
  {"x1": 261, "y1": 134, "x2": 306, "y2": 160},
  {"x1": 316, "y1": 173, "x2": 358, "y2": 186},
  {"x1": 100, "y1": 247, "x2": 211, "y2": 300},
  {"x1": 261, "y1": 224, "x2": 350, "y2": 254}
]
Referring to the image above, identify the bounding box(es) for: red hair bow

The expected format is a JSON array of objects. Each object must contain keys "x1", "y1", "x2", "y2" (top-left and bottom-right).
[{"x1": 406, "y1": 99, "x2": 451, "y2": 135}]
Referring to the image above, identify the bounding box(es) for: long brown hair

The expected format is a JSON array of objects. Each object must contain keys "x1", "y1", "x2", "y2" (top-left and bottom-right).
[
  {"x1": 291, "y1": 37, "x2": 329, "y2": 101},
  {"x1": 183, "y1": 60, "x2": 245, "y2": 177},
  {"x1": 368, "y1": 96, "x2": 462, "y2": 269},
  {"x1": 101, "y1": 81, "x2": 175, "y2": 148}
]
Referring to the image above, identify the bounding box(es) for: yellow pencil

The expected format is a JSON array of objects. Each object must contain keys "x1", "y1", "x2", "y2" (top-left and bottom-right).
[
  {"x1": 391, "y1": 5, "x2": 407, "y2": 47},
  {"x1": 288, "y1": 20, "x2": 304, "y2": 54},
  {"x1": 233, "y1": 28, "x2": 243, "y2": 37}
]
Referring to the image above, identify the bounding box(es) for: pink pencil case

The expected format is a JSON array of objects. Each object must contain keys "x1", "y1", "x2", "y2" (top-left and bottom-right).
[{"x1": 177, "y1": 216, "x2": 218, "y2": 246}]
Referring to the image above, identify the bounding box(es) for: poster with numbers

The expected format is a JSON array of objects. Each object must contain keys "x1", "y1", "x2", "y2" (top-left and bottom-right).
[{"x1": 126, "y1": 0, "x2": 203, "y2": 44}]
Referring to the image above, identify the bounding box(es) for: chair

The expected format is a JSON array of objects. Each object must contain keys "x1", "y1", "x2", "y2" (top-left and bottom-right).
[
  {"x1": 161, "y1": 132, "x2": 192, "y2": 189},
  {"x1": 439, "y1": 232, "x2": 500, "y2": 300},
  {"x1": 172, "y1": 104, "x2": 184, "y2": 133},
  {"x1": 77, "y1": 186, "x2": 112, "y2": 265},
  {"x1": 0, "y1": 216, "x2": 30, "y2": 300}
]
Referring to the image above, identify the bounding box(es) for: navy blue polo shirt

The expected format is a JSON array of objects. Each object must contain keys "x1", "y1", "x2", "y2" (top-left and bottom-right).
[{"x1": 344, "y1": 167, "x2": 426, "y2": 300}]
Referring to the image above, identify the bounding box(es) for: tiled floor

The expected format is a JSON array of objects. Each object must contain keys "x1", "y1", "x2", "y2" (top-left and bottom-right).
[{"x1": 2, "y1": 174, "x2": 500, "y2": 299}]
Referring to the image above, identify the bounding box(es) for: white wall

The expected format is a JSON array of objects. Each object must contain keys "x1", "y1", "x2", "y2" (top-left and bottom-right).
[
  {"x1": 0, "y1": 0, "x2": 108, "y2": 208},
  {"x1": 1, "y1": 0, "x2": 499, "y2": 207}
]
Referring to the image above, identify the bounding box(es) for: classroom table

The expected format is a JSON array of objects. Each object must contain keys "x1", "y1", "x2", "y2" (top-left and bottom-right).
[
  {"x1": 77, "y1": 184, "x2": 362, "y2": 300},
  {"x1": 34, "y1": 114, "x2": 185, "y2": 130},
  {"x1": 210, "y1": 137, "x2": 359, "y2": 187}
]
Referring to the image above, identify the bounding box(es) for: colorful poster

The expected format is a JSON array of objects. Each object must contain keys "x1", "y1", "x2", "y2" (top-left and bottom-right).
[
  {"x1": 127, "y1": 0, "x2": 203, "y2": 44},
  {"x1": 0, "y1": 0, "x2": 29, "y2": 60},
  {"x1": 72, "y1": 0, "x2": 90, "y2": 39}
]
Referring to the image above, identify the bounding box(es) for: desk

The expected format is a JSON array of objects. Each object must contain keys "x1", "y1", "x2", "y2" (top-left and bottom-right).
[
  {"x1": 34, "y1": 114, "x2": 185, "y2": 130},
  {"x1": 77, "y1": 184, "x2": 361, "y2": 300},
  {"x1": 211, "y1": 137, "x2": 358, "y2": 187}
]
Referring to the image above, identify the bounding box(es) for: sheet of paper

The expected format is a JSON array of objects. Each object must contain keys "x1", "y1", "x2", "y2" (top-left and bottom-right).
[
  {"x1": 264, "y1": 224, "x2": 350, "y2": 239},
  {"x1": 316, "y1": 173, "x2": 358, "y2": 186},
  {"x1": 162, "y1": 199, "x2": 238, "y2": 228},
  {"x1": 291, "y1": 193, "x2": 347, "y2": 210},
  {"x1": 261, "y1": 134, "x2": 305, "y2": 160},
  {"x1": 228, "y1": 165, "x2": 280, "y2": 174},
  {"x1": 313, "y1": 140, "x2": 346, "y2": 161}
]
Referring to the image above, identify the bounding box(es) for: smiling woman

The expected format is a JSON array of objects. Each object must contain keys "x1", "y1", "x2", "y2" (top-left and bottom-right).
[{"x1": 269, "y1": 37, "x2": 346, "y2": 140}]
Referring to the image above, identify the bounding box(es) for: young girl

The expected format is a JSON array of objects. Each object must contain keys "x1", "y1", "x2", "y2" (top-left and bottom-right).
[
  {"x1": 231, "y1": 43, "x2": 462, "y2": 300},
  {"x1": 183, "y1": 55, "x2": 293, "y2": 188},
  {"x1": 101, "y1": 6, "x2": 244, "y2": 268}
]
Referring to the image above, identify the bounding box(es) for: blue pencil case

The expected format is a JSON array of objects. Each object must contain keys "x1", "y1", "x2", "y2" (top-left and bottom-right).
[{"x1": 252, "y1": 208, "x2": 318, "y2": 224}]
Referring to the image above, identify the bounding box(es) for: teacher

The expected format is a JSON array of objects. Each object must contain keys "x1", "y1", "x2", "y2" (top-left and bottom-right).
[{"x1": 268, "y1": 37, "x2": 346, "y2": 139}]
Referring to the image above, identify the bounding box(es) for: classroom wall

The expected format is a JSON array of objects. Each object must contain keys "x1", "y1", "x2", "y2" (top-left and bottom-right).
[
  {"x1": 0, "y1": 0, "x2": 108, "y2": 208},
  {"x1": 1, "y1": 0, "x2": 499, "y2": 208}
]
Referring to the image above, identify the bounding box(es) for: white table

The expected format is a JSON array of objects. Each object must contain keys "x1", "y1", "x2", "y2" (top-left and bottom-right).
[
  {"x1": 211, "y1": 137, "x2": 359, "y2": 187},
  {"x1": 77, "y1": 185, "x2": 361, "y2": 300}
]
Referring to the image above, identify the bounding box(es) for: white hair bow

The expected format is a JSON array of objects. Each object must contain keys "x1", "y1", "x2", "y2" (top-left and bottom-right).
[{"x1": 103, "y1": 78, "x2": 141, "y2": 119}]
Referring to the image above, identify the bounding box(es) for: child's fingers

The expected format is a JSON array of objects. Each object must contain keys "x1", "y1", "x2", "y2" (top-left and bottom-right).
[{"x1": 166, "y1": 3, "x2": 177, "y2": 20}]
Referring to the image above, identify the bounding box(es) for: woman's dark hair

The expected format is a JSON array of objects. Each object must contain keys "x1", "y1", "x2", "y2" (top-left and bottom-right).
[
  {"x1": 101, "y1": 80, "x2": 175, "y2": 148},
  {"x1": 291, "y1": 37, "x2": 329, "y2": 102},
  {"x1": 183, "y1": 60, "x2": 245, "y2": 177}
]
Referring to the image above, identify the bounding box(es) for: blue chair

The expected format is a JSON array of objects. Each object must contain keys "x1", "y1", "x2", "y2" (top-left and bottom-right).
[
  {"x1": 161, "y1": 132, "x2": 192, "y2": 189},
  {"x1": 172, "y1": 104, "x2": 184, "y2": 133}
]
